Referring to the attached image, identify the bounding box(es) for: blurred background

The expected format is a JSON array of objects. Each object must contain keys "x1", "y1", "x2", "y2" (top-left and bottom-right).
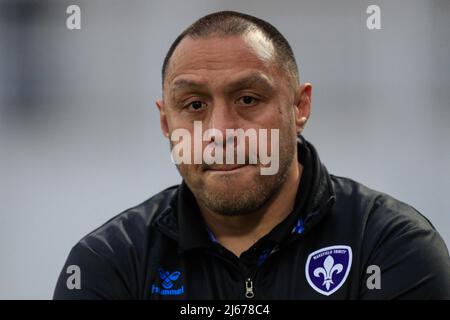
[{"x1": 0, "y1": 0, "x2": 449, "y2": 299}]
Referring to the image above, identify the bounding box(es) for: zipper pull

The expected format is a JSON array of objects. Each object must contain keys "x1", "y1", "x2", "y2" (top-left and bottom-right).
[{"x1": 245, "y1": 278, "x2": 255, "y2": 299}]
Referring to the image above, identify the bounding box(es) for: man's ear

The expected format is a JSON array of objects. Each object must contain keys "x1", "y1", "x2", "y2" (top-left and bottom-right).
[
  {"x1": 294, "y1": 83, "x2": 312, "y2": 135},
  {"x1": 155, "y1": 99, "x2": 170, "y2": 138}
]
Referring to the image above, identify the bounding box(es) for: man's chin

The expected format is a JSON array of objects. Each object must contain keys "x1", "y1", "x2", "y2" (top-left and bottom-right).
[{"x1": 197, "y1": 168, "x2": 273, "y2": 215}]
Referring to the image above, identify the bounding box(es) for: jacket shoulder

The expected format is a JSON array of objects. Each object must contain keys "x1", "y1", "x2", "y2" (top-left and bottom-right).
[
  {"x1": 77, "y1": 185, "x2": 179, "y2": 254},
  {"x1": 330, "y1": 174, "x2": 434, "y2": 230},
  {"x1": 330, "y1": 175, "x2": 450, "y2": 298},
  {"x1": 54, "y1": 185, "x2": 180, "y2": 299}
]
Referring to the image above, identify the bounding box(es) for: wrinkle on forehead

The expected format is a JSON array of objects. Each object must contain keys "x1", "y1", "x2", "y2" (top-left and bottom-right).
[
  {"x1": 169, "y1": 71, "x2": 276, "y2": 101},
  {"x1": 164, "y1": 33, "x2": 278, "y2": 89}
]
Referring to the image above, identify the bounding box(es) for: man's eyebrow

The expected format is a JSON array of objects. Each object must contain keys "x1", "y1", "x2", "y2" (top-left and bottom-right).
[
  {"x1": 169, "y1": 73, "x2": 275, "y2": 96},
  {"x1": 170, "y1": 79, "x2": 206, "y2": 93},
  {"x1": 225, "y1": 73, "x2": 275, "y2": 94}
]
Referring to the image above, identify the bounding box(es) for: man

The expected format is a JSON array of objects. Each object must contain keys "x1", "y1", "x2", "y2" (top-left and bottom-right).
[{"x1": 54, "y1": 11, "x2": 450, "y2": 299}]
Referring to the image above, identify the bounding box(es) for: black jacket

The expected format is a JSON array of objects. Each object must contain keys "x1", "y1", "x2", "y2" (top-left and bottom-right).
[{"x1": 54, "y1": 136, "x2": 450, "y2": 299}]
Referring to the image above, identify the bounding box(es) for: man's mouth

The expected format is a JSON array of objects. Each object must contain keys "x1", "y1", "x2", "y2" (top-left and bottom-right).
[{"x1": 204, "y1": 164, "x2": 249, "y2": 172}]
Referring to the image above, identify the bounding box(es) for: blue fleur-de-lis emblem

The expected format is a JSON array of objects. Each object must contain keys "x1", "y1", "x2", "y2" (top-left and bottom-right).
[
  {"x1": 305, "y1": 245, "x2": 352, "y2": 296},
  {"x1": 158, "y1": 268, "x2": 181, "y2": 289},
  {"x1": 313, "y1": 255, "x2": 343, "y2": 290}
]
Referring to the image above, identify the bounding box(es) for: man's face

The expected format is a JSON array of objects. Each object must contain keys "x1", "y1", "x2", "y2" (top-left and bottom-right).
[{"x1": 157, "y1": 33, "x2": 306, "y2": 216}]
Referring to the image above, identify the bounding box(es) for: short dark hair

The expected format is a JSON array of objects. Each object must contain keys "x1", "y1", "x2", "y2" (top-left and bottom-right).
[{"x1": 161, "y1": 11, "x2": 299, "y2": 89}]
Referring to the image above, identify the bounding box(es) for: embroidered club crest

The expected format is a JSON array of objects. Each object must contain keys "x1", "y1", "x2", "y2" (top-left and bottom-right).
[{"x1": 305, "y1": 245, "x2": 352, "y2": 296}]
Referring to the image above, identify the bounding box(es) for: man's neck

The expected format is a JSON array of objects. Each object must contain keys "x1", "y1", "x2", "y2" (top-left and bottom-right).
[{"x1": 199, "y1": 159, "x2": 303, "y2": 257}]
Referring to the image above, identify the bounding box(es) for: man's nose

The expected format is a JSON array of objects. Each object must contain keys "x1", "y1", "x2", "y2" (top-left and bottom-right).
[{"x1": 205, "y1": 101, "x2": 240, "y2": 139}]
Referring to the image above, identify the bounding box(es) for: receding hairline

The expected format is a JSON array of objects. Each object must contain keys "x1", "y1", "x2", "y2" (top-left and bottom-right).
[
  {"x1": 161, "y1": 11, "x2": 300, "y2": 90},
  {"x1": 164, "y1": 33, "x2": 280, "y2": 84}
]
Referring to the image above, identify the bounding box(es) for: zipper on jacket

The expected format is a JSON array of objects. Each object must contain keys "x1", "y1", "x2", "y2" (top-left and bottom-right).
[
  {"x1": 208, "y1": 249, "x2": 262, "y2": 299},
  {"x1": 245, "y1": 278, "x2": 255, "y2": 299}
]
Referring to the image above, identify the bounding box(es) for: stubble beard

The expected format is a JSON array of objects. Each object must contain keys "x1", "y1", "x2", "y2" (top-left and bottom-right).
[{"x1": 176, "y1": 129, "x2": 297, "y2": 217}]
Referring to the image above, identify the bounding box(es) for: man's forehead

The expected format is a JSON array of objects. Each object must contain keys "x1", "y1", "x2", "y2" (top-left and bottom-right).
[{"x1": 165, "y1": 33, "x2": 278, "y2": 87}]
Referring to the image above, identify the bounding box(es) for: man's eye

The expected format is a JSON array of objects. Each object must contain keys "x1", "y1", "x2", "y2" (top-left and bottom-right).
[
  {"x1": 186, "y1": 101, "x2": 206, "y2": 111},
  {"x1": 236, "y1": 96, "x2": 259, "y2": 106}
]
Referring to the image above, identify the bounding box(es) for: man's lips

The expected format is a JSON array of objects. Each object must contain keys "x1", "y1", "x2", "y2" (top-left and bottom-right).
[{"x1": 204, "y1": 164, "x2": 249, "y2": 172}]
